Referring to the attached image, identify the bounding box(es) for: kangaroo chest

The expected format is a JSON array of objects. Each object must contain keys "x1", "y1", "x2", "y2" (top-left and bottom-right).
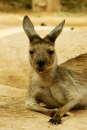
[
  {"x1": 36, "y1": 85, "x2": 61, "y2": 108},
  {"x1": 30, "y1": 73, "x2": 67, "y2": 108}
]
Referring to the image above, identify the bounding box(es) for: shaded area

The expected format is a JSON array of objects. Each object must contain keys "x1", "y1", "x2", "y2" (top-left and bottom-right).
[
  {"x1": 0, "y1": 0, "x2": 32, "y2": 11},
  {"x1": 0, "y1": 0, "x2": 87, "y2": 12},
  {"x1": 61, "y1": 0, "x2": 87, "y2": 12}
]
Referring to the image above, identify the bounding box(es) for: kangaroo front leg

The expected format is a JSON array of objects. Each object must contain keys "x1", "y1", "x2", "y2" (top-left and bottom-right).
[
  {"x1": 26, "y1": 97, "x2": 58, "y2": 117},
  {"x1": 49, "y1": 97, "x2": 80, "y2": 124}
]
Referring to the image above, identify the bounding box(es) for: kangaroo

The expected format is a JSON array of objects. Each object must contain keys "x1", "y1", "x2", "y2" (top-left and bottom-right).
[{"x1": 23, "y1": 15, "x2": 87, "y2": 125}]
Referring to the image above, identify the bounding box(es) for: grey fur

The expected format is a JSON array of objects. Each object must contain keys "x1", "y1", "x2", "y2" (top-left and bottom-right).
[{"x1": 23, "y1": 15, "x2": 87, "y2": 125}]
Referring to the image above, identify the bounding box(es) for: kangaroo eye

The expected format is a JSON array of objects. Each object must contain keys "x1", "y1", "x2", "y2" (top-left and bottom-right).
[
  {"x1": 29, "y1": 50, "x2": 35, "y2": 55},
  {"x1": 48, "y1": 50, "x2": 54, "y2": 54}
]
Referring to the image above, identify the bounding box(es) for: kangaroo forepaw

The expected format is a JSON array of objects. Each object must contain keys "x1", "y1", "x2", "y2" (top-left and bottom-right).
[
  {"x1": 48, "y1": 117, "x2": 62, "y2": 125},
  {"x1": 47, "y1": 108, "x2": 59, "y2": 117}
]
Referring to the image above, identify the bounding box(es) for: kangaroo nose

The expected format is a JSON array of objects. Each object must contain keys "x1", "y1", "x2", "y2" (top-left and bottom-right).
[{"x1": 36, "y1": 60, "x2": 45, "y2": 68}]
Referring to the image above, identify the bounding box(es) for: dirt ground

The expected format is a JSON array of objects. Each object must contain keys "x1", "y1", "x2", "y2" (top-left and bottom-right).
[{"x1": 0, "y1": 12, "x2": 87, "y2": 130}]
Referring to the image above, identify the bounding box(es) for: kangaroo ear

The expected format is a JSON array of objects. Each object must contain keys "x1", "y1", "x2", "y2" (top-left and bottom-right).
[
  {"x1": 23, "y1": 15, "x2": 40, "y2": 42},
  {"x1": 44, "y1": 20, "x2": 65, "y2": 43}
]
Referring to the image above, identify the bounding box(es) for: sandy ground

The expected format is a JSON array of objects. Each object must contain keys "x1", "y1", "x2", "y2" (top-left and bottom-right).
[{"x1": 0, "y1": 13, "x2": 87, "y2": 130}]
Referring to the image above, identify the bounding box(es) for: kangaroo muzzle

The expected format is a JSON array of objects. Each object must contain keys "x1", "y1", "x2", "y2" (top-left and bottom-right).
[{"x1": 36, "y1": 60, "x2": 46, "y2": 72}]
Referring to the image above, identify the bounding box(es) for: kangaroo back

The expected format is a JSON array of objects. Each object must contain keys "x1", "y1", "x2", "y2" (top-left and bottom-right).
[{"x1": 60, "y1": 53, "x2": 87, "y2": 76}]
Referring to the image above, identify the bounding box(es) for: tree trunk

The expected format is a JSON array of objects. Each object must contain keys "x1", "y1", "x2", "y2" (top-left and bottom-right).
[{"x1": 32, "y1": 0, "x2": 61, "y2": 12}]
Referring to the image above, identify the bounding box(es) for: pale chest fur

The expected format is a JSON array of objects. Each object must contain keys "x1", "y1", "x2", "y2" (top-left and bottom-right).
[{"x1": 29, "y1": 71, "x2": 66, "y2": 108}]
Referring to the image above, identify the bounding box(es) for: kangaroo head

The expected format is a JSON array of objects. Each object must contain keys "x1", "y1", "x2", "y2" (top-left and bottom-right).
[{"x1": 23, "y1": 16, "x2": 65, "y2": 73}]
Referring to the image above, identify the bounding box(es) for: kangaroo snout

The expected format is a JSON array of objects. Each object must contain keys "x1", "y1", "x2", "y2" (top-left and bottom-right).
[{"x1": 36, "y1": 60, "x2": 46, "y2": 72}]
